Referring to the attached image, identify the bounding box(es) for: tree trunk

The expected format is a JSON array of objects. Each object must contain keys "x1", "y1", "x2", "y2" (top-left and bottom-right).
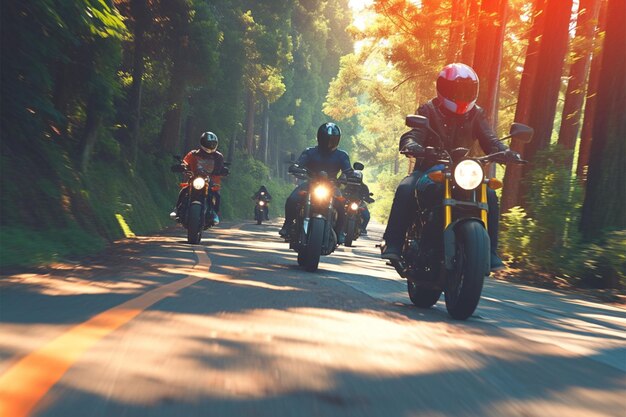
[
  {"x1": 501, "y1": 0, "x2": 546, "y2": 212},
  {"x1": 472, "y1": 0, "x2": 508, "y2": 125},
  {"x1": 576, "y1": 0, "x2": 609, "y2": 180},
  {"x1": 262, "y1": 99, "x2": 270, "y2": 164},
  {"x1": 557, "y1": 0, "x2": 602, "y2": 160},
  {"x1": 517, "y1": 0, "x2": 573, "y2": 209},
  {"x1": 461, "y1": 0, "x2": 480, "y2": 66},
  {"x1": 80, "y1": 92, "x2": 103, "y2": 172},
  {"x1": 245, "y1": 89, "x2": 256, "y2": 154},
  {"x1": 447, "y1": 0, "x2": 466, "y2": 63},
  {"x1": 579, "y1": 0, "x2": 626, "y2": 240},
  {"x1": 158, "y1": 31, "x2": 189, "y2": 154},
  {"x1": 129, "y1": 0, "x2": 148, "y2": 164}
]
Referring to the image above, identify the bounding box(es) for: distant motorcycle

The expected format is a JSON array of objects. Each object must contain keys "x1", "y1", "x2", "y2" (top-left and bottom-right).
[
  {"x1": 339, "y1": 165, "x2": 374, "y2": 247},
  {"x1": 254, "y1": 192, "x2": 270, "y2": 225},
  {"x1": 286, "y1": 164, "x2": 362, "y2": 272},
  {"x1": 171, "y1": 157, "x2": 229, "y2": 244},
  {"x1": 391, "y1": 115, "x2": 533, "y2": 320}
]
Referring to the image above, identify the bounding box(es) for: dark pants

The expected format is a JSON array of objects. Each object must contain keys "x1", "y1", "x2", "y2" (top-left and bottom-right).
[
  {"x1": 284, "y1": 182, "x2": 345, "y2": 233},
  {"x1": 383, "y1": 169, "x2": 500, "y2": 253},
  {"x1": 360, "y1": 206, "x2": 370, "y2": 231}
]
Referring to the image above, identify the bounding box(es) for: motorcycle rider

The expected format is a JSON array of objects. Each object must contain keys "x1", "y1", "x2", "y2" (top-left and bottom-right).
[
  {"x1": 170, "y1": 131, "x2": 225, "y2": 224},
  {"x1": 252, "y1": 185, "x2": 272, "y2": 220},
  {"x1": 279, "y1": 122, "x2": 354, "y2": 244},
  {"x1": 340, "y1": 170, "x2": 374, "y2": 236},
  {"x1": 380, "y1": 63, "x2": 519, "y2": 271}
]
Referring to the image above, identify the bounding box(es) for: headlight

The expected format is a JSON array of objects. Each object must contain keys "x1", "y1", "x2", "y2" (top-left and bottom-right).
[
  {"x1": 313, "y1": 185, "x2": 330, "y2": 200},
  {"x1": 454, "y1": 160, "x2": 484, "y2": 190},
  {"x1": 259, "y1": 201, "x2": 265, "y2": 206},
  {"x1": 192, "y1": 177, "x2": 206, "y2": 190},
  {"x1": 350, "y1": 202, "x2": 359, "y2": 211}
]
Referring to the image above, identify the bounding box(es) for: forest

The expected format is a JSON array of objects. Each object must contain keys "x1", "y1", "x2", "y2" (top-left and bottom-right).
[{"x1": 1, "y1": 0, "x2": 624, "y2": 288}]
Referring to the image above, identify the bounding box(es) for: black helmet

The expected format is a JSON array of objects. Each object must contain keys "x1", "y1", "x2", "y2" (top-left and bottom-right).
[
  {"x1": 200, "y1": 132, "x2": 218, "y2": 153},
  {"x1": 317, "y1": 122, "x2": 341, "y2": 153}
]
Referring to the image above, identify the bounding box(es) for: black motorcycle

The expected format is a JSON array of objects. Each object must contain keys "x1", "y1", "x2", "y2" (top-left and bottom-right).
[
  {"x1": 339, "y1": 166, "x2": 374, "y2": 247},
  {"x1": 254, "y1": 192, "x2": 270, "y2": 225},
  {"x1": 286, "y1": 164, "x2": 361, "y2": 272},
  {"x1": 171, "y1": 158, "x2": 229, "y2": 244},
  {"x1": 390, "y1": 115, "x2": 533, "y2": 320}
]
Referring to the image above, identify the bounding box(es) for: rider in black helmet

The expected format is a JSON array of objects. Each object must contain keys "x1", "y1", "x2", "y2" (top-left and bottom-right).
[{"x1": 279, "y1": 122, "x2": 354, "y2": 244}]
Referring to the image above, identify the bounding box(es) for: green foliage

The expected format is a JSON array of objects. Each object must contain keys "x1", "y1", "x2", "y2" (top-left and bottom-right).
[
  {"x1": 500, "y1": 206, "x2": 535, "y2": 266},
  {"x1": 577, "y1": 231, "x2": 626, "y2": 289},
  {"x1": 220, "y1": 151, "x2": 293, "y2": 220}
]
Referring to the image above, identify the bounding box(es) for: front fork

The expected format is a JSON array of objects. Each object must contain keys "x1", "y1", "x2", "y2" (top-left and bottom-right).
[{"x1": 442, "y1": 178, "x2": 488, "y2": 229}]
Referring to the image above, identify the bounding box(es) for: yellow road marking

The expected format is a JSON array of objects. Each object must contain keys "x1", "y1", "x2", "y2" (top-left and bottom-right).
[{"x1": 0, "y1": 248, "x2": 210, "y2": 417}]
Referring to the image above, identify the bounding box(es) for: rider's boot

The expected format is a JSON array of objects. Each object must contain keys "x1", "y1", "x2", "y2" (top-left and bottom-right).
[
  {"x1": 490, "y1": 251, "x2": 506, "y2": 271},
  {"x1": 380, "y1": 239, "x2": 402, "y2": 261}
]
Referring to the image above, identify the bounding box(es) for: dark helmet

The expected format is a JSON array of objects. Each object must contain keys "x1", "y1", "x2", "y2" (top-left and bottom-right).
[
  {"x1": 200, "y1": 131, "x2": 218, "y2": 153},
  {"x1": 317, "y1": 122, "x2": 341, "y2": 153},
  {"x1": 436, "y1": 63, "x2": 479, "y2": 115}
]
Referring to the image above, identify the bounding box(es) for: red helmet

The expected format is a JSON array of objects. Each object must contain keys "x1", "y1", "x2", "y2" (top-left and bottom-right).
[{"x1": 436, "y1": 63, "x2": 479, "y2": 115}]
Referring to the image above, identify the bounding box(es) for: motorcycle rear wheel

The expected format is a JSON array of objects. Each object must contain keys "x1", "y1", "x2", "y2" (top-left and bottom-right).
[
  {"x1": 187, "y1": 204, "x2": 203, "y2": 244},
  {"x1": 444, "y1": 221, "x2": 488, "y2": 320},
  {"x1": 304, "y1": 218, "x2": 324, "y2": 272}
]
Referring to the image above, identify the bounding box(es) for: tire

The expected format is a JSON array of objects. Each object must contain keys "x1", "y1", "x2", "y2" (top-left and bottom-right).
[
  {"x1": 407, "y1": 280, "x2": 441, "y2": 308},
  {"x1": 297, "y1": 250, "x2": 306, "y2": 266},
  {"x1": 345, "y1": 217, "x2": 355, "y2": 247},
  {"x1": 304, "y1": 217, "x2": 325, "y2": 272},
  {"x1": 187, "y1": 204, "x2": 203, "y2": 244},
  {"x1": 255, "y1": 207, "x2": 263, "y2": 225},
  {"x1": 444, "y1": 221, "x2": 489, "y2": 320}
]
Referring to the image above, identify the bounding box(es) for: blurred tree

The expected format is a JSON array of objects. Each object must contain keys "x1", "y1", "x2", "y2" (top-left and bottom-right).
[
  {"x1": 557, "y1": 0, "x2": 602, "y2": 166},
  {"x1": 501, "y1": 0, "x2": 546, "y2": 212},
  {"x1": 472, "y1": 0, "x2": 507, "y2": 125},
  {"x1": 576, "y1": 0, "x2": 608, "y2": 180},
  {"x1": 579, "y1": 0, "x2": 626, "y2": 240}
]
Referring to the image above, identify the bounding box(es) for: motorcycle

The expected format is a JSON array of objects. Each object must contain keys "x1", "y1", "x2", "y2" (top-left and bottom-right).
[
  {"x1": 339, "y1": 165, "x2": 374, "y2": 247},
  {"x1": 171, "y1": 157, "x2": 229, "y2": 244},
  {"x1": 390, "y1": 115, "x2": 533, "y2": 320},
  {"x1": 254, "y1": 192, "x2": 270, "y2": 225},
  {"x1": 286, "y1": 163, "x2": 362, "y2": 272}
]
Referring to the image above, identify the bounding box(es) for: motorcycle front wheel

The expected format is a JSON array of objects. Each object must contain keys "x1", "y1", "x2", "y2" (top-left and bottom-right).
[
  {"x1": 344, "y1": 217, "x2": 355, "y2": 247},
  {"x1": 187, "y1": 204, "x2": 203, "y2": 244},
  {"x1": 444, "y1": 221, "x2": 488, "y2": 320},
  {"x1": 304, "y1": 217, "x2": 325, "y2": 272}
]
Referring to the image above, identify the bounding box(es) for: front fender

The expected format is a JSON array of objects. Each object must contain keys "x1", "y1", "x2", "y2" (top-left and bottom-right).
[{"x1": 443, "y1": 218, "x2": 487, "y2": 271}]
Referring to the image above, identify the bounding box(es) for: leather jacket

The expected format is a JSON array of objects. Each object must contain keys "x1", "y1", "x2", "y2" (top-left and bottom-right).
[{"x1": 400, "y1": 98, "x2": 508, "y2": 171}]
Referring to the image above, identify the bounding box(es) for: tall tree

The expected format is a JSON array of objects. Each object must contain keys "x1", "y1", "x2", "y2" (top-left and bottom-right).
[
  {"x1": 576, "y1": 0, "x2": 608, "y2": 180},
  {"x1": 472, "y1": 0, "x2": 508, "y2": 125},
  {"x1": 557, "y1": 0, "x2": 602, "y2": 162},
  {"x1": 461, "y1": 0, "x2": 480, "y2": 66},
  {"x1": 447, "y1": 0, "x2": 467, "y2": 63},
  {"x1": 515, "y1": 0, "x2": 573, "y2": 209},
  {"x1": 501, "y1": 0, "x2": 546, "y2": 212},
  {"x1": 579, "y1": 0, "x2": 626, "y2": 240}
]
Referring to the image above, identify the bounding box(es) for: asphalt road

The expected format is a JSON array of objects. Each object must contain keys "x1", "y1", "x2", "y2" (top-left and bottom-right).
[{"x1": 1, "y1": 221, "x2": 625, "y2": 417}]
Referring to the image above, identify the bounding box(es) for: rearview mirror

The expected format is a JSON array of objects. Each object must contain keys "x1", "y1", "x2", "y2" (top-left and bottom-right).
[
  {"x1": 406, "y1": 115, "x2": 429, "y2": 129},
  {"x1": 353, "y1": 162, "x2": 364, "y2": 171},
  {"x1": 509, "y1": 123, "x2": 534, "y2": 144}
]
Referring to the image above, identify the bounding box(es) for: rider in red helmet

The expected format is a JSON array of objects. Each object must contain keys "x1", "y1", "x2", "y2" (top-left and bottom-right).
[{"x1": 380, "y1": 63, "x2": 519, "y2": 271}]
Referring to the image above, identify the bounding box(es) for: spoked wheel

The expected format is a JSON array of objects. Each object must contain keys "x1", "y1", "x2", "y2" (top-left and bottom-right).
[
  {"x1": 444, "y1": 221, "x2": 489, "y2": 320},
  {"x1": 408, "y1": 279, "x2": 442, "y2": 308},
  {"x1": 187, "y1": 204, "x2": 203, "y2": 244}
]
